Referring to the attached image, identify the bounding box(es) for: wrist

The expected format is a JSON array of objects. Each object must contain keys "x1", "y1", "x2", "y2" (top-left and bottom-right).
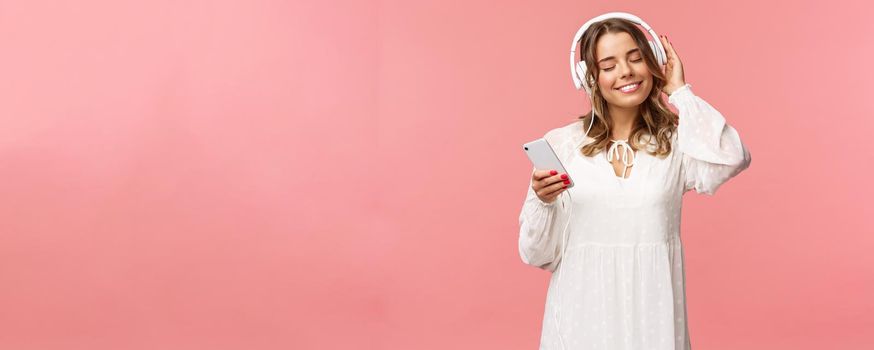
[{"x1": 667, "y1": 83, "x2": 693, "y2": 106}]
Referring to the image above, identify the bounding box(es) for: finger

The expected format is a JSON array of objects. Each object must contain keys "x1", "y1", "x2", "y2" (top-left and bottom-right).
[
  {"x1": 543, "y1": 173, "x2": 572, "y2": 187},
  {"x1": 533, "y1": 170, "x2": 564, "y2": 183},
  {"x1": 657, "y1": 35, "x2": 673, "y2": 60},
  {"x1": 662, "y1": 35, "x2": 678, "y2": 59},
  {"x1": 541, "y1": 182, "x2": 568, "y2": 199},
  {"x1": 534, "y1": 174, "x2": 571, "y2": 192},
  {"x1": 532, "y1": 169, "x2": 557, "y2": 181},
  {"x1": 543, "y1": 175, "x2": 571, "y2": 191}
]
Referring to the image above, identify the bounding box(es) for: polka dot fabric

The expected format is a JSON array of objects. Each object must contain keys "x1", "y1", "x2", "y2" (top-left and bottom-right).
[{"x1": 518, "y1": 84, "x2": 751, "y2": 349}]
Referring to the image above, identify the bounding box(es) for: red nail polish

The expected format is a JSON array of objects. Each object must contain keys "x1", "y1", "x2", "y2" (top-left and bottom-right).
[
  {"x1": 550, "y1": 170, "x2": 557, "y2": 175},
  {"x1": 563, "y1": 180, "x2": 570, "y2": 184},
  {"x1": 563, "y1": 186, "x2": 567, "y2": 189},
  {"x1": 561, "y1": 174, "x2": 568, "y2": 179}
]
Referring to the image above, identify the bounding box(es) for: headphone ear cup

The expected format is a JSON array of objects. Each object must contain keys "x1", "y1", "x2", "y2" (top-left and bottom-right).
[
  {"x1": 647, "y1": 40, "x2": 665, "y2": 65},
  {"x1": 576, "y1": 61, "x2": 592, "y2": 95}
]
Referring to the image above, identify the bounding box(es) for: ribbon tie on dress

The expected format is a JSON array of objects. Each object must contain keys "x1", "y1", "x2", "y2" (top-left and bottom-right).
[{"x1": 606, "y1": 139, "x2": 635, "y2": 178}]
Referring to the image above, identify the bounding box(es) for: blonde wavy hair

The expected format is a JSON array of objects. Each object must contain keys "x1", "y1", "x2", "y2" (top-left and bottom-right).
[{"x1": 577, "y1": 18, "x2": 677, "y2": 158}]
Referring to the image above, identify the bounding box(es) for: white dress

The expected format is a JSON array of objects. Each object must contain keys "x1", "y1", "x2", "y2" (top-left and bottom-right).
[{"x1": 518, "y1": 84, "x2": 751, "y2": 350}]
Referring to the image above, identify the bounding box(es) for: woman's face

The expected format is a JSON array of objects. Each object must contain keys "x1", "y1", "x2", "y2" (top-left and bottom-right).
[{"x1": 594, "y1": 31, "x2": 653, "y2": 109}]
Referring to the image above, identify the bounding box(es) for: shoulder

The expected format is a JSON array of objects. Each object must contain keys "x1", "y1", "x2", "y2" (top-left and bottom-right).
[
  {"x1": 668, "y1": 126, "x2": 681, "y2": 151},
  {"x1": 660, "y1": 127, "x2": 683, "y2": 159},
  {"x1": 543, "y1": 119, "x2": 589, "y2": 146}
]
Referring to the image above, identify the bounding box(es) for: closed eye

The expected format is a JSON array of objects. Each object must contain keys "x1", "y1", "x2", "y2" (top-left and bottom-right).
[{"x1": 602, "y1": 58, "x2": 644, "y2": 71}]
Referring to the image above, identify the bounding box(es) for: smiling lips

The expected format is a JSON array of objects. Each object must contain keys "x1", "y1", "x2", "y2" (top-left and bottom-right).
[{"x1": 615, "y1": 81, "x2": 642, "y2": 94}]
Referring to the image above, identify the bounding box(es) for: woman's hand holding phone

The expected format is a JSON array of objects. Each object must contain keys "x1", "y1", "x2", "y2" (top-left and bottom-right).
[{"x1": 531, "y1": 169, "x2": 571, "y2": 204}]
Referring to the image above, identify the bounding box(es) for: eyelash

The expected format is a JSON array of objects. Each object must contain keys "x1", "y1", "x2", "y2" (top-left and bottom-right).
[{"x1": 602, "y1": 58, "x2": 643, "y2": 71}]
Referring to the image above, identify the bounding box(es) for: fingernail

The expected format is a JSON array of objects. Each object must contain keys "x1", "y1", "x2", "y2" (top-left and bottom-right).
[
  {"x1": 561, "y1": 174, "x2": 568, "y2": 179},
  {"x1": 563, "y1": 180, "x2": 570, "y2": 184},
  {"x1": 550, "y1": 170, "x2": 557, "y2": 175},
  {"x1": 563, "y1": 186, "x2": 567, "y2": 189}
]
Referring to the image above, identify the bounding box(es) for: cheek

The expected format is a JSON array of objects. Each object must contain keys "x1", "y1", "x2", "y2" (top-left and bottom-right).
[
  {"x1": 636, "y1": 67, "x2": 653, "y2": 82},
  {"x1": 597, "y1": 74, "x2": 614, "y2": 91}
]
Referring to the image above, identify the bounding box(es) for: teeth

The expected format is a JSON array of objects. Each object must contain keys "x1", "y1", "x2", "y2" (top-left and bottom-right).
[{"x1": 619, "y1": 83, "x2": 639, "y2": 91}]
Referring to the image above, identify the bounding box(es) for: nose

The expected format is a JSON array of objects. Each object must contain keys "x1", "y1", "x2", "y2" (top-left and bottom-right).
[{"x1": 618, "y1": 62, "x2": 634, "y2": 78}]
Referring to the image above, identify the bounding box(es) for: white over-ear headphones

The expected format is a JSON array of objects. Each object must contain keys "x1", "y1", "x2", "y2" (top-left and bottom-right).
[{"x1": 569, "y1": 12, "x2": 668, "y2": 97}]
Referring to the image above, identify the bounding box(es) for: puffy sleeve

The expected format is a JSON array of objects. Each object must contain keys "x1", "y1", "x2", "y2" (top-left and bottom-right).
[
  {"x1": 517, "y1": 166, "x2": 567, "y2": 272},
  {"x1": 669, "y1": 84, "x2": 752, "y2": 195}
]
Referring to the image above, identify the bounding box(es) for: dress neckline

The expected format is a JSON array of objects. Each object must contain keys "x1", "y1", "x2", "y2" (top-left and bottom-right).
[
  {"x1": 605, "y1": 139, "x2": 637, "y2": 181},
  {"x1": 571, "y1": 134, "x2": 651, "y2": 184}
]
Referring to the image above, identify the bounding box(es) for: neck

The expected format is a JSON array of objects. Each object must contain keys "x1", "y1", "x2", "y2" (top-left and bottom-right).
[{"x1": 608, "y1": 104, "x2": 638, "y2": 141}]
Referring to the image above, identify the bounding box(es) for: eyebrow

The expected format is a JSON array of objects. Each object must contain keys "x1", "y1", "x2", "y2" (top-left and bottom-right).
[{"x1": 597, "y1": 48, "x2": 641, "y2": 64}]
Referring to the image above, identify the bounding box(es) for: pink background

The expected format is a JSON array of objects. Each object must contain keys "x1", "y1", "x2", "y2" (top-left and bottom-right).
[{"x1": 0, "y1": 0, "x2": 871, "y2": 349}]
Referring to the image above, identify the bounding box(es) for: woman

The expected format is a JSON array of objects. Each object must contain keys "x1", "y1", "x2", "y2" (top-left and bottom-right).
[{"x1": 518, "y1": 17, "x2": 751, "y2": 349}]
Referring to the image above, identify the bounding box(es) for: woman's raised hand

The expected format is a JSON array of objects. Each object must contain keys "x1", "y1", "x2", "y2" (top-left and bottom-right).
[
  {"x1": 531, "y1": 169, "x2": 571, "y2": 204},
  {"x1": 658, "y1": 34, "x2": 686, "y2": 96}
]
